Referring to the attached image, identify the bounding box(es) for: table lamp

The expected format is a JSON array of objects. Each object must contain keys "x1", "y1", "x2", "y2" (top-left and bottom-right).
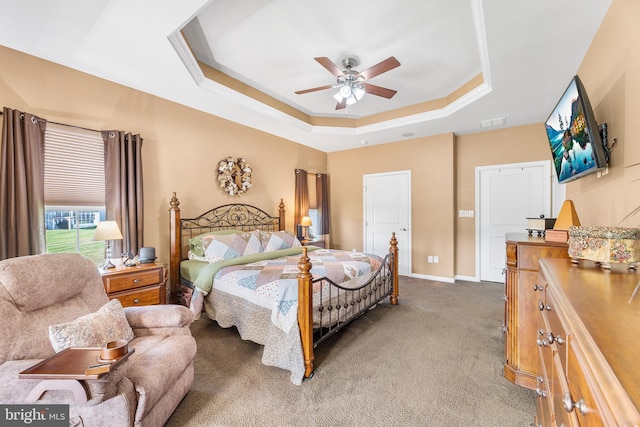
[
  {"x1": 301, "y1": 216, "x2": 312, "y2": 241},
  {"x1": 93, "y1": 221, "x2": 123, "y2": 269}
]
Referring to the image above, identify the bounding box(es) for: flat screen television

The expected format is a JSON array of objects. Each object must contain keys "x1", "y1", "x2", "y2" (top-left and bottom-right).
[{"x1": 544, "y1": 75, "x2": 609, "y2": 184}]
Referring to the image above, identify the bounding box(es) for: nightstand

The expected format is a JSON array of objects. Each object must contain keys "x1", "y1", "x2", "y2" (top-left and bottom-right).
[
  {"x1": 301, "y1": 239, "x2": 325, "y2": 248},
  {"x1": 100, "y1": 263, "x2": 167, "y2": 307}
]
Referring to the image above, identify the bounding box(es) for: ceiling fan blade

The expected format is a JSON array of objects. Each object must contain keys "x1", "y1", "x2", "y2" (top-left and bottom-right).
[
  {"x1": 363, "y1": 83, "x2": 397, "y2": 99},
  {"x1": 335, "y1": 99, "x2": 347, "y2": 110},
  {"x1": 295, "y1": 84, "x2": 334, "y2": 95},
  {"x1": 357, "y1": 56, "x2": 401, "y2": 80},
  {"x1": 314, "y1": 57, "x2": 345, "y2": 78}
]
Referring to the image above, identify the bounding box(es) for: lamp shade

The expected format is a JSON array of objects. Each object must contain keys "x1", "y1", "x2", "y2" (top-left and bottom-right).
[
  {"x1": 301, "y1": 216, "x2": 312, "y2": 227},
  {"x1": 93, "y1": 221, "x2": 123, "y2": 241}
]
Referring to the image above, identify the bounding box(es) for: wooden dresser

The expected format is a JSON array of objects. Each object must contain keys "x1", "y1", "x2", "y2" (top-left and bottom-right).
[
  {"x1": 504, "y1": 233, "x2": 569, "y2": 390},
  {"x1": 535, "y1": 258, "x2": 640, "y2": 426},
  {"x1": 101, "y1": 263, "x2": 167, "y2": 307}
]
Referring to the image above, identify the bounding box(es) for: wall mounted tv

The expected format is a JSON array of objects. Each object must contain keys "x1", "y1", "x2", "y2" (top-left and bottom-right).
[{"x1": 545, "y1": 75, "x2": 609, "y2": 184}]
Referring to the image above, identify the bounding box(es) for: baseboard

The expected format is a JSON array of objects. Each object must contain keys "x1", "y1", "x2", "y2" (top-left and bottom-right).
[
  {"x1": 454, "y1": 274, "x2": 481, "y2": 282},
  {"x1": 410, "y1": 273, "x2": 455, "y2": 283}
]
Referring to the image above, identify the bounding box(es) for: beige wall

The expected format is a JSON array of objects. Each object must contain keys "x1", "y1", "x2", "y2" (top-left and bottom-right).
[
  {"x1": 0, "y1": 45, "x2": 327, "y2": 268},
  {"x1": 565, "y1": 0, "x2": 640, "y2": 226},
  {"x1": 328, "y1": 134, "x2": 455, "y2": 278},
  {"x1": 455, "y1": 124, "x2": 552, "y2": 277}
]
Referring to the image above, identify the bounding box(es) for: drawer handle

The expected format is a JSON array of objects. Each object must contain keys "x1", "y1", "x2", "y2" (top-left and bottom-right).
[
  {"x1": 133, "y1": 298, "x2": 140, "y2": 304},
  {"x1": 538, "y1": 301, "x2": 551, "y2": 311},
  {"x1": 500, "y1": 294, "x2": 508, "y2": 302},
  {"x1": 537, "y1": 376, "x2": 544, "y2": 384},
  {"x1": 533, "y1": 284, "x2": 542, "y2": 291},
  {"x1": 536, "y1": 387, "x2": 547, "y2": 398},
  {"x1": 537, "y1": 330, "x2": 549, "y2": 346},
  {"x1": 546, "y1": 332, "x2": 564, "y2": 345},
  {"x1": 133, "y1": 279, "x2": 141, "y2": 284},
  {"x1": 562, "y1": 392, "x2": 586, "y2": 415}
]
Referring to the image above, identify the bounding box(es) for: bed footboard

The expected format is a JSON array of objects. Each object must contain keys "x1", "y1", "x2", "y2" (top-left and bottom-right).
[{"x1": 297, "y1": 233, "x2": 399, "y2": 378}]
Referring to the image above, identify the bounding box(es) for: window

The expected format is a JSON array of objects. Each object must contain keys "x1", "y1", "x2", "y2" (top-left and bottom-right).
[{"x1": 44, "y1": 124, "x2": 106, "y2": 265}]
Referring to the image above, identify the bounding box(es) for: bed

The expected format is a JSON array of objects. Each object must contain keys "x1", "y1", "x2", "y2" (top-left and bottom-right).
[{"x1": 168, "y1": 192, "x2": 398, "y2": 384}]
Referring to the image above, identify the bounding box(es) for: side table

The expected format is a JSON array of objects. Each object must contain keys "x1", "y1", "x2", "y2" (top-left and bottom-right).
[{"x1": 101, "y1": 263, "x2": 166, "y2": 307}]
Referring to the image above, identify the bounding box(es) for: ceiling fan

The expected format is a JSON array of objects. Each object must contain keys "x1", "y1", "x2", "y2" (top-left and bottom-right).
[{"x1": 295, "y1": 56, "x2": 401, "y2": 110}]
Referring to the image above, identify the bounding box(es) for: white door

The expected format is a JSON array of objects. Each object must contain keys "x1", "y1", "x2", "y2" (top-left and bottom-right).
[
  {"x1": 363, "y1": 171, "x2": 411, "y2": 276},
  {"x1": 477, "y1": 161, "x2": 551, "y2": 282}
]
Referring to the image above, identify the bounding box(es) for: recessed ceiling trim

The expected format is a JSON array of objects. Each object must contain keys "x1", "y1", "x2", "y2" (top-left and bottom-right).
[
  {"x1": 169, "y1": 0, "x2": 495, "y2": 139},
  {"x1": 170, "y1": 30, "x2": 492, "y2": 135},
  {"x1": 471, "y1": 0, "x2": 492, "y2": 87},
  {"x1": 168, "y1": 27, "x2": 204, "y2": 86}
]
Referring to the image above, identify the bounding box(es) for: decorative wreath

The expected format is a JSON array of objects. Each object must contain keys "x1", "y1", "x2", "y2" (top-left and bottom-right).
[{"x1": 217, "y1": 156, "x2": 252, "y2": 196}]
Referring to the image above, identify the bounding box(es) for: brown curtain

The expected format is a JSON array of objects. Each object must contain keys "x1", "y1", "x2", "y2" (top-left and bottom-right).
[
  {"x1": 102, "y1": 130, "x2": 143, "y2": 257},
  {"x1": 0, "y1": 107, "x2": 47, "y2": 260},
  {"x1": 316, "y1": 173, "x2": 330, "y2": 235},
  {"x1": 294, "y1": 169, "x2": 309, "y2": 230}
]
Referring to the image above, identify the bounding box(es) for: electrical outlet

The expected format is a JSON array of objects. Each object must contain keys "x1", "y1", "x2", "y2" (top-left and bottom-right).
[
  {"x1": 433, "y1": 255, "x2": 439, "y2": 263},
  {"x1": 428, "y1": 256, "x2": 433, "y2": 263}
]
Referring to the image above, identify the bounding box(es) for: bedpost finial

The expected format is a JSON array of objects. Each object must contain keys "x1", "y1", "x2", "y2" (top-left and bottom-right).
[
  {"x1": 170, "y1": 192, "x2": 180, "y2": 209},
  {"x1": 297, "y1": 247, "x2": 312, "y2": 278},
  {"x1": 390, "y1": 231, "x2": 398, "y2": 249}
]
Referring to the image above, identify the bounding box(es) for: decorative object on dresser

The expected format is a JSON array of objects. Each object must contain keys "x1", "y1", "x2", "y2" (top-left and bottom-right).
[
  {"x1": 526, "y1": 215, "x2": 556, "y2": 237},
  {"x1": 168, "y1": 192, "x2": 399, "y2": 384},
  {"x1": 503, "y1": 233, "x2": 569, "y2": 391},
  {"x1": 217, "y1": 156, "x2": 252, "y2": 196},
  {"x1": 535, "y1": 258, "x2": 640, "y2": 426},
  {"x1": 139, "y1": 246, "x2": 156, "y2": 263},
  {"x1": 0, "y1": 253, "x2": 196, "y2": 427},
  {"x1": 545, "y1": 199, "x2": 581, "y2": 243},
  {"x1": 101, "y1": 263, "x2": 167, "y2": 307},
  {"x1": 92, "y1": 220, "x2": 123, "y2": 269},
  {"x1": 567, "y1": 225, "x2": 640, "y2": 269}
]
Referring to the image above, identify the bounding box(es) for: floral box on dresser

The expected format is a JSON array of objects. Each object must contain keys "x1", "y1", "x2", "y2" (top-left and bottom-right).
[{"x1": 568, "y1": 225, "x2": 640, "y2": 269}]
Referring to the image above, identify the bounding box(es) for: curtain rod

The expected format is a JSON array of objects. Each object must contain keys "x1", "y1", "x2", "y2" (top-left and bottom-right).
[
  {"x1": 0, "y1": 110, "x2": 103, "y2": 134},
  {"x1": 39, "y1": 118, "x2": 104, "y2": 134}
]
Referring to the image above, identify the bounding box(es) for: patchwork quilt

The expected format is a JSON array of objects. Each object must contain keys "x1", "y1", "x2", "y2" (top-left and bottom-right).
[{"x1": 190, "y1": 249, "x2": 381, "y2": 329}]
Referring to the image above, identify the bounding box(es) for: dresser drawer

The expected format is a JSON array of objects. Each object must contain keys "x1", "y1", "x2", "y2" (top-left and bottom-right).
[
  {"x1": 103, "y1": 268, "x2": 163, "y2": 293},
  {"x1": 109, "y1": 285, "x2": 163, "y2": 307},
  {"x1": 542, "y1": 290, "x2": 569, "y2": 372},
  {"x1": 566, "y1": 344, "x2": 604, "y2": 426},
  {"x1": 518, "y1": 245, "x2": 569, "y2": 270}
]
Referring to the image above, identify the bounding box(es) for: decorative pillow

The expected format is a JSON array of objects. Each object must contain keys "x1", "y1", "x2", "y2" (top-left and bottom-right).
[
  {"x1": 259, "y1": 230, "x2": 302, "y2": 252},
  {"x1": 48, "y1": 299, "x2": 135, "y2": 352},
  {"x1": 189, "y1": 229, "x2": 243, "y2": 257},
  {"x1": 203, "y1": 231, "x2": 263, "y2": 262}
]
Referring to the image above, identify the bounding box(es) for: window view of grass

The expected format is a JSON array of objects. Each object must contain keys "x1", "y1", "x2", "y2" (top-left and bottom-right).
[{"x1": 46, "y1": 227, "x2": 104, "y2": 266}]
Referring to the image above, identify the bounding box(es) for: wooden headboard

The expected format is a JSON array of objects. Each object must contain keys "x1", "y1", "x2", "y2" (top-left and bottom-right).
[{"x1": 168, "y1": 192, "x2": 285, "y2": 303}]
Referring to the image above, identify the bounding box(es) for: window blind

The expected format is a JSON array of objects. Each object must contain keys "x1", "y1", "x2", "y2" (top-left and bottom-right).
[{"x1": 44, "y1": 124, "x2": 105, "y2": 207}]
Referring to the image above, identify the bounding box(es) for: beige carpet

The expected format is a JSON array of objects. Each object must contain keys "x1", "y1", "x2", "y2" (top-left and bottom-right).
[{"x1": 166, "y1": 277, "x2": 535, "y2": 426}]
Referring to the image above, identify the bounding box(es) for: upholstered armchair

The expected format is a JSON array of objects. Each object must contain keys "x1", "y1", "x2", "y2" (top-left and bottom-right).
[{"x1": 0, "y1": 253, "x2": 197, "y2": 427}]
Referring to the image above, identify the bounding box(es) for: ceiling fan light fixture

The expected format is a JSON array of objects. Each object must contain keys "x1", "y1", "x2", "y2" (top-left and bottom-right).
[
  {"x1": 352, "y1": 85, "x2": 365, "y2": 101},
  {"x1": 345, "y1": 94, "x2": 358, "y2": 105},
  {"x1": 339, "y1": 85, "x2": 352, "y2": 98}
]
